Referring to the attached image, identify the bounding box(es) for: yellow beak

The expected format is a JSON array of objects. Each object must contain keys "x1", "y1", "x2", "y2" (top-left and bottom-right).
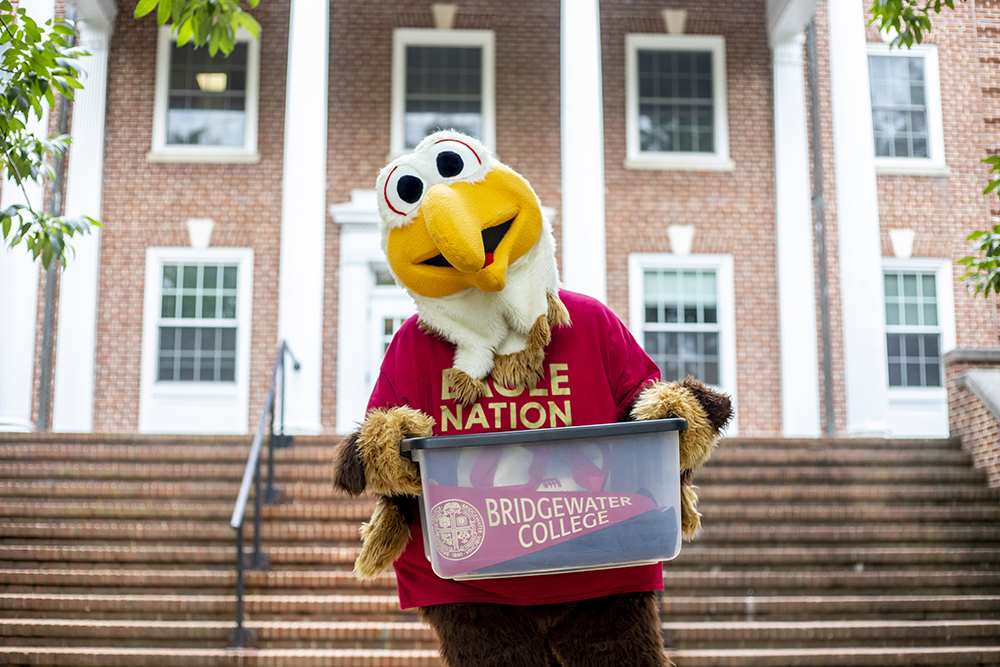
[{"x1": 386, "y1": 164, "x2": 543, "y2": 298}]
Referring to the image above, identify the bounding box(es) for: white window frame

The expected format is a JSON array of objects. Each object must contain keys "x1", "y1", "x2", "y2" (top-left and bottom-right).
[
  {"x1": 149, "y1": 25, "x2": 261, "y2": 164},
  {"x1": 625, "y1": 34, "x2": 733, "y2": 172},
  {"x1": 628, "y1": 253, "x2": 738, "y2": 435},
  {"x1": 390, "y1": 28, "x2": 496, "y2": 158},
  {"x1": 139, "y1": 247, "x2": 254, "y2": 434},
  {"x1": 867, "y1": 43, "x2": 947, "y2": 177},
  {"x1": 882, "y1": 257, "x2": 955, "y2": 437}
]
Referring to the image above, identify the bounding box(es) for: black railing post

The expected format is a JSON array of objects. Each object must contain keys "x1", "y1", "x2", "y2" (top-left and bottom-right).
[
  {"x1": 253, "y1": 434, "x2": 263, "y2": 569},
  {"x1": 265, "y1": 352, "x2": 280, "y2": 504},
  {"x1": 230, "y1": 525, "x2": 248, "y2": 648}
]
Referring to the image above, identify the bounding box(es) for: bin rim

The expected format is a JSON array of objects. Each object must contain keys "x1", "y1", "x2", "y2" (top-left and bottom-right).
[{"x1": 401, "y1": 417, "x2": 687, "y2": 453}]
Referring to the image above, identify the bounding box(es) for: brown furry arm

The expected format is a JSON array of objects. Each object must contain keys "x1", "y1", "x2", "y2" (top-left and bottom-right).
[
  {"x1": 630, "y1": 377, "x2": 732, "y2": 539},
  {"x1": 357, "y1": 406, "x2": 434, "y2": 497}
]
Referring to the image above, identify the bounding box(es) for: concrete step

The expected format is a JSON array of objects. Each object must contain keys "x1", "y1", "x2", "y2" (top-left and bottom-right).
[
  {"x1": 698, "y1": 466, "x2": 987, "y2": 484},
  {"x1": 0, "y1": 593, "x2": 406, "y2": 620},
  {"x1": 0, "y1": 521, "x2": 360, "y2": 544},
  {"x1": 0, "y1": 500, "x2": 374, "y2": 522},
  {"x1": 0, "y1": 462, "x2": 329, "y2": 482},
  {"x1": 703, "y1": 504, "x2": 1000, "y2": 524},
  {"x1": 0, "y1": 443, "x2": 333, "y2": 463},
  {"x1": 0, "y1": 545, "x2": 360, "y2": 567},
  {"x1": 1, "y1": 646, "x2": 997, "y2": 667},
  {"x1": 709, "y1": 447, "x2": 972, "y2": 466},
  {"x1": 0, "y1": 481, "x2": 345, "y2": 500},
  {"x1": 672, "y1": 545, "x2": 1000, "y2": 568},
  {"x1": 695, "y1": 523, "x2": 1000, "y2": 544},
  {"x1": 659, "y1": 570, "x2": 1000, "y2": 594},
  {"x1": 661, "y1": 619, "x2": 1000, "y2": 649},
  {"x1": 699, "y1": 484, "x2": 997, "y2": 502},
  {"x1": 0, "y1": 569, "x2": 396, "y2": 593},
  {"x1": 659, "y1": 595, "x2": 1000, "y2": 621}
]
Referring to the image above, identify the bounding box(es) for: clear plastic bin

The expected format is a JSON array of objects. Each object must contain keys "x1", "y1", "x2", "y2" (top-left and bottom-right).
[{"x1": 401, "y1": 418, "x2": 686, "y2": 580}]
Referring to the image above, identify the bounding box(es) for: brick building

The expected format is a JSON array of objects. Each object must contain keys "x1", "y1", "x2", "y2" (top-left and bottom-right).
[{"x1": 0, "y1": 0, "x2": 997, "y2": 440}]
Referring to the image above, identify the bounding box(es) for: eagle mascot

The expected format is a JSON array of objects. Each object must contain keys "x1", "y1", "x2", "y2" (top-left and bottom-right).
[{"x1": 332, "y1": 130, "x2": 732, "y2": 667}]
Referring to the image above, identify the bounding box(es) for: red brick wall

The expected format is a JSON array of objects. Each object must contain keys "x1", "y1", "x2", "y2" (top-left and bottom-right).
[
  {"x1": 322, "y1": 1, "x2": 563, "y2": 432},
  {"x1": 947, "y1": 360, "x2": 1000, "y2": 487},
  {"x1": 91, "y1": 0, "x2": 290, "y2": 431},
  {"x1": 600, "y1": 1, "x2": 784, "y2": 435}
]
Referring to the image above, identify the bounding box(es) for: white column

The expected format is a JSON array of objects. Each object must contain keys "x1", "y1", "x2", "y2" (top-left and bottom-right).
[
  {"x1": 0, "y1": 0, "x2": 56, "y2": 431},
  {"x1": 51, "y1": 19, "x2": 112, "y2": 432},
  {"x1": 560, "y1": 0, "x2": 606, "y2": 303},
  {"x1": 772, "y1": 34, "x2": 821, "y2": 437},
  {"x1": 277, "y1": 0, "x2": 329, "y2": 434},
  {"x1": 828, "y1": 0, "x2": 889, "y2": 436}
]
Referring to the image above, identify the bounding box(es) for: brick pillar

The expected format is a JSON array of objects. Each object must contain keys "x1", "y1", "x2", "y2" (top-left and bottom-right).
[{"x1": 945, "y1": 348, "x2": 1000, "y2": 488}]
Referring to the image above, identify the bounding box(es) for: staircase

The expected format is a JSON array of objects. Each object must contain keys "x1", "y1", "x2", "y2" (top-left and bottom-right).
[{"x1": 1, "y1": 433, "x2": 999, "y2": 666}]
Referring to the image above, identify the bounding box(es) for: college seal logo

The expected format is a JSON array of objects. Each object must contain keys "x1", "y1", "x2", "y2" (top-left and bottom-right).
[{"x1": 430, "y1": 499, "x2": 485, "y2": 560}]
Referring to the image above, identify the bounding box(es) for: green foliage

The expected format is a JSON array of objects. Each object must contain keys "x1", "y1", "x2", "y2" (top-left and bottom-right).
[
  {"x1": 0, "y1": 0, "x2": 98, "y2": 267},
  {"x1": 958, "y1": 157, "x2": 1000, "y2": 297},
  {"x1": 868, "y1": 0, "x2": 961, "y2": 48},
  {"x1": 134, "y1": 0, "x2": 261, "y2": 57}
]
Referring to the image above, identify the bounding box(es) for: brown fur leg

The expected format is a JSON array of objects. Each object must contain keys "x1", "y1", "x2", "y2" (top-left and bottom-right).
[
  {"x1": 547, "y1": 292, "x2": 572, "y2": 327},
  {"x1": 545, "y1": 592, "x2": 671, "y2": 667},
  {"x1": 420, "y1": 603, "x2": 551, "y2": 667}
]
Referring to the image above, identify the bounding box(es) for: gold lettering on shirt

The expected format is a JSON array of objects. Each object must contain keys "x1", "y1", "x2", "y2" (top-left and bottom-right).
[
  {"x1": 441, "y1": 405, "x2": 463, "y2": 432},
  {"x1": 520, "y1": 402, "x2": 545, "y2": 429},
  {"x1": 488, "y1": 402, "x2": 505, "y2": 428},
  {"x1": 548, "y1": 400, "x2": 572, "y2": 427},
  {"x1": 550, "y1": 363, "x2": 570, "y2": 395},
  {"x1": 494, "y1": 381, "x2": 525, "y2": 398},
  {"x1": 464, "y1": 403, "x2": 489, "y2": 429}
]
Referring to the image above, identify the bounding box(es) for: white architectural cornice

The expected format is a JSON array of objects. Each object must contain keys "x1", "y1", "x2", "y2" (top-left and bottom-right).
[{"x1": 767, "y1": 0, "x2": 818, "y2": 46}]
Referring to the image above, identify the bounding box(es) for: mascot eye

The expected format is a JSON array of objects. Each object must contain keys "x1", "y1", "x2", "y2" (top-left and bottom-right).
[
  {"x1": 384, "y1": 165, "x2": 426, "y2": 216},
  {"x1": 433, "y1": 139, "x2": 482, "y2": 180}
]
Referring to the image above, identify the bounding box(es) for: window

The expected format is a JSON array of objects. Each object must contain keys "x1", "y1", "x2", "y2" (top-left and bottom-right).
[
  {"x1": 391, "y1": 29, "x2": 495, "y2": 156},
  {"x1": 884, "y1": 271, "x2": 944, "y2": 387},
  {"x1": 139, "y1": 248, "x2": 254, "y2": 434},
  {"x1": 867, "y1": 44, "x2": 946, "y2": 175},
  {"x1": 628, "y1": 254, "x2": 737, "y2": 433},
  {"x1": 882, "y1": 258, "x2": 956, "y2": 438},
  {"x1": 625, "y1": 35, "x2": 732, "y2": 171},
  {"x1": 150, "y1": 26, "x2": 260, "y2": 162},
  {"x1": 156, "y1": 263, "x2": 239, "y2": 383}
]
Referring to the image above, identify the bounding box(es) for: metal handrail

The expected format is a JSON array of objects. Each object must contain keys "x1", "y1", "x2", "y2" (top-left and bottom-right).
[{"x1": 229, "y1": 340, "x2": 299, "y2": 649}]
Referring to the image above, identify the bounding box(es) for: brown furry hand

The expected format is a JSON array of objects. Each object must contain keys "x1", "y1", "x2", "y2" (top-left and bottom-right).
[
  {"x1": 356, "y1": 495, "x2": 412, "y2": 580},
  {"x1": 357, "y1": 406, "x2": 434, "y2": 497},
  {"x1": 630, "y1": 376, "x2": 732, "y2": 472}
]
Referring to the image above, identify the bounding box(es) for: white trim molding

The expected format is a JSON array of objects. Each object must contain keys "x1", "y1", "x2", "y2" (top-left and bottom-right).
[
  {"x1": 148, "y1": 25, "x2": 261, "y2": 163},
  {"x1": 561, "y1": 0, "x2": 607, "y2": 302},
  {"x1": 828, "y1": 0, "x2": 889, "y2": 436},
  {"x1": 138, "y1": 247, "x2": 254, "y2": 434},
  {"x1": 882, "y1": 257, "x2": 955, "y2": 438},
  {"x1": 772, "y1": 32, "x2": 821, "y2": 437},
  {"x1": 866, "y1": 43, "x2": 947, "y2": 177},
  {"x1": 625, "y1": 34, "x2": 733, "y2": 172},
  {"x1": 390, "y1": 28, "x2": 495, "y2": 157},
  {"x1": 628, "y1": 253, "x2": 739, "y2": 435},
  {"x1": 52, "y1": 19, "x2": 114, "y2": 432}
]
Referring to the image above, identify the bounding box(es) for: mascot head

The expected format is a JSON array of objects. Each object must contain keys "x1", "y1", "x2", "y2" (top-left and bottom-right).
[{"x1": 375, "y1": 131, "x2": 566, "y2": 400}]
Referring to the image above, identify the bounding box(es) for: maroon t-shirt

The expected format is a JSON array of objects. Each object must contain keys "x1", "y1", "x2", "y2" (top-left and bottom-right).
[{"x1": 367, "y1": 290, "x2": 663, "y2": 609}]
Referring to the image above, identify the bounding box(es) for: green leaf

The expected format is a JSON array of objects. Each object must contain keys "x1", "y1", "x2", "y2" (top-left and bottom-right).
[
  {"x1": 157, "y1": 0, "x2": 172, "y2": 25},
  {"x1": 134, "y1": 0, "x2": 159, "y2": 18},
  {"x1": 176, "y1": 19, "x2": 194, "y2": 45},
  {"x1": 1, "y1": 216, "x2": 10, "y2": 239}
]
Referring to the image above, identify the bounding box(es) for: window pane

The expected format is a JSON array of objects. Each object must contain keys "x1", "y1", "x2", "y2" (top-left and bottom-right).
[
  {"x1": 182, "y1": 265, "x2": 198, "y2": 289},
  {"x1": 904, "y1": 303, "x2": 919, "y2": 326},
  {"x1": 923, "y1": 303, "x2": 937, "y2": 326},
  {"x1": 200, "y1": 356, "x2": 216, "y2": 382},
  {"x1": 888, "y1": 362, "x2": 902, "y2": 387},
  {"x1": 885, "y1": 302, "x2": 900, "y2": 326},
  {"x1": 884, "y1": 274, "x2": 898, "y2": 297},
  {"x1": 868, "y1": 56, "x2": 929, "y2": 159},
  {"x1": 222, "y1": 296, "x2": 236, "y2": 319},
  {"x1": 201, "y1": 295, "x2": 217, "y2": 319},
  {"x1": 404, "y1": 45, "x2": 483, "y2": 148},
  {"x1": 664, "y1": 305, "x2": 678, "y2": 323},
  {"x1": 163, "y1": 265, "x2": 178, "y2": 289},
  {"x1": 203, "y1": 266, "x2": 218, "y2": 289},
  {"x1": 637, "y1": 49, "x2": 714, "y2": 154},
  {"x1": 180, "y1": 327, "x2": 197, "y2": 350},
  {"x1": 684, "y1": 305, "x2": 698, "y2": 323},
  {"x1": 887, "y1": 334, "x2": 901, "y2": 357},
  {"x1": 924, "y1": 361, "x2": 941, "y2": 387},
  {"x1": 645, "y1": 304, "x2": 659, "y2": 324},
  {"x1": 923, "y1": 334, "x2": 940, "y2": 358},
  {"x1": 223, "y1": 266, "x2": 238, "y2": 289},
  {"x1": 182, "y1": 295, "x2": 197, "y2": 318},
  {"x1": 158, "y1": 356, "x2": 175, "y2": 381},
  {"x1": 220, "y1": 356, "x2": 235, "y2": 382},
  {"x1": 221, "y1": 328, "x2": 237, "y2": 351},
  {"x1": 200, "y1": 327, "x2": 216, "y2": 351},
  {"x1": 921, "y1": 274, "x2": 936, "y2": 297},
  {"x1": 703, "y1": 305, "x2": 718, "y2": 324},
  {"x1": 904, "y1": 334, "x2": 920, "y2": 357},
  {"x1": 905, "y1": 362, "x2": 922, "y2": 386},
  {"x1": 166, "y1": 42, "x2": 249, "y2": 146},
  {"x1": 179, "y1": 355, "x2": 195, "y2": 381},
  {"x1": 161, "y1": 295, "x2": 177, "y2": 319},
  {"x1": 703, "y1": 361, "x2": 719, "y2": 385}
]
